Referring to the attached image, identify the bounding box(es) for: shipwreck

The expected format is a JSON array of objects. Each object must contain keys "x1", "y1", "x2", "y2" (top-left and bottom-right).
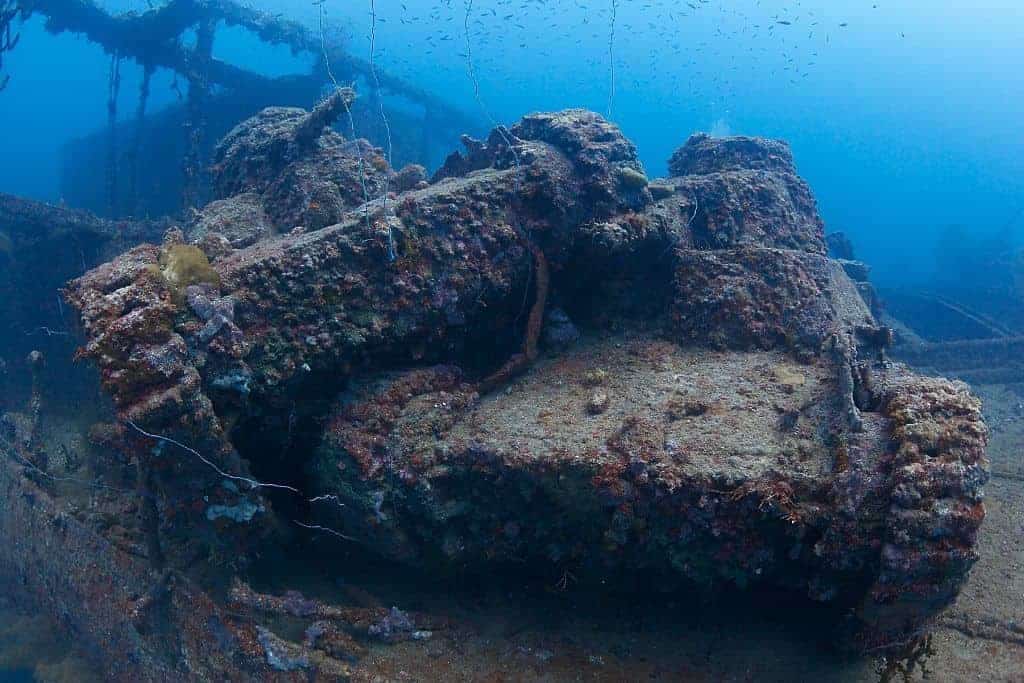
[{"x1": 0, "y1": 1, "x2": 991, "y2": 680}]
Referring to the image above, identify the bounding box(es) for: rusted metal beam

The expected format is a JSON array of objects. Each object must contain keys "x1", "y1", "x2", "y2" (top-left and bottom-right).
[
  {"x1": 892, "y1": 335, "x2": 1024, "y2": 384},
  {"x1": 18, "y1": 0, "x2": 479, "y2": 133}
]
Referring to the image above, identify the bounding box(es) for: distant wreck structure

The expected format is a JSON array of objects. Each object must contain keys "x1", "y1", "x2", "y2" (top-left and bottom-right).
[
  {"x1": 0, "y1": 91, "x2": 991, "y2": 678},
  {"x1": 9, "y1": 0, "x2": 479, "y2": 218}
]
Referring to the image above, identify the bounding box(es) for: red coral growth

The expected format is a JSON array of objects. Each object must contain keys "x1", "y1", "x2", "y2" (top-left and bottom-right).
[{"x1": 326, "y1": 366, "x2": 470, "y2": 478}]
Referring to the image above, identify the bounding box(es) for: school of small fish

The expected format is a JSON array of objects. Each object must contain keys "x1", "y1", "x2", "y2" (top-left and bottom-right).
[{"x1": 304, "y1": 0, "x2": 904, "y2": 123}]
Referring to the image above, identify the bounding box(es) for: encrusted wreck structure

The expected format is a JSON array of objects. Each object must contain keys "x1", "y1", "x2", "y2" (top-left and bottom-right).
[{"x1": 0, "y1": 94, "x2": 990, "y2": 679}]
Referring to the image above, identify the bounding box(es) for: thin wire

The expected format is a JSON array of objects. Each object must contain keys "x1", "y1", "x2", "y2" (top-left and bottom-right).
[
  {"x1": 4, "y1": 389, "x2": 360, "y2": 540},
  {"x1": 127, "y1": 420, "x2": 300, "y2": 493},
  {"x1": 368, "y1": 0, "x2": 396, "y2": 260},
  {"x1": 106, "y1": 51, "x2": 122, "y2": 217},
  {"x1": 309, "y1": 493, "x2": 347, "y2": 507},
  {"x1": 463, "y1": 0, "x2": 520, "y2": 185},
  {"x1": 294, "y1": 520, "x2": 357, "y2": 541},
  {"x1": 607, "y1": 0, "x2": 617, "y2": 119},
  {"x1": 127, "y1": 422, "x2": 363, "y2": 541},
  {"x1": 368, "y1": 0, "x2": 393, "y2": 170},
  {"x1": 316, "y1": 0, "x2": 372, "y2": 233}
]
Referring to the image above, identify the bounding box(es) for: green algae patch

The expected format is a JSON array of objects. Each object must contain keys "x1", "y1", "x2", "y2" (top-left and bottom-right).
[
  {"x1": 618, "y1": 166, "x2": 649, "y2": 190},
  {"x1": 159, "y1": 244, "x2": 220, "y2": 290}
]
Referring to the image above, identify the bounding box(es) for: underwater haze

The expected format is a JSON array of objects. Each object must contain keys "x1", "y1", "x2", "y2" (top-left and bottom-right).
[
  {"x1": 2, "y1": 1, "x2": 1024, "y2": 681},
  {"x1": 2, "y1": 0, "x2": 1022, "y2": 285},
  {"x1": 2, "y1": 0, "x2": 1024, "y2": 282}
]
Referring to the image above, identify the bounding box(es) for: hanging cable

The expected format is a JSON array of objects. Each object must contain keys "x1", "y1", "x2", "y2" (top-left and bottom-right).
[
  {"x1": 316, "y1": 0, "x2": 373, "y2": 235},
  {"x1": 106, "y1": 51, "x2": 122, "y2": 217},
  {"x1": 462, "y1": 0, "x2": 520, "y2": 185},
  {"x1": 182, "y1": 19, "x2": 214, "y2": 211},
  {"x1": 130, "y1": 63, "x2": 153, "y2": 216},
  {"x1": 368, "y1": 0, "x2": 395, "y2": 260},
  {"x1": 607, "y1": 0, "x2": 617, "y2": 119}
]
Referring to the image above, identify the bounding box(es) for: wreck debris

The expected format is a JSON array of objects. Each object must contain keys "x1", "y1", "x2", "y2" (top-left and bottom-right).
[
  {"x1": 0, "y1": 450, "x2": 305, "y2": 680},
  {"x1": 229, "y1": 579, "x2": 440, "y2": 673},
  {"x1": 0, "y1": 105, "x2": 980, "y2": 678},
  {"x1": 256, "y1": 625, "x2": 354, "y2": 678},
  {"x1": 295, "y1": 88, "x2": 358, "y2": 150},
  {"x1": 304, "y1": 620, "x2": 368, "y2": 661},
  {"x1": 586, "y1": 388, "x2": 611, "y2": 414},
  {"x1": 892, "y1": 335, "x2": 1024, "y2": 385},
  {"x1": 937, "y1": 611, "x2": 1024, "y2": 647},
  {"x1": 874, "y1": 634, "x2": 936, "y2": 683},
  {"x1": 230, "y1": 580, "x2": 443, "y2": 640}
]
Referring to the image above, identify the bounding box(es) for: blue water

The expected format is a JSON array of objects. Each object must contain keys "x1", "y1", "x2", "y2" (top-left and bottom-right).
[
  {"x1": 0, "y1": 672, "x2": 33, "y2": 683},
  {"x1": 0, "y1": 0, "x2": 1022, "y2": 678},
  {"x1": 2, "y1": 0, "x2": 1022, "y2": 287}
]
